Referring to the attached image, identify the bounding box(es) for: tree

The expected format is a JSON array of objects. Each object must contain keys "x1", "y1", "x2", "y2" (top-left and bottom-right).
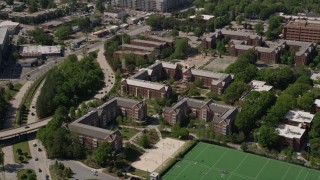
[
  {"x1": 172, "y1": 125, "x2": 189, "y2": 139},
  {"x1": 55, "y1": 26, "x2": 72, "y2": 40},
  {"x1": 146, "y1": 15, "x2": 164, "y2": 30},
  {"x1": 171, "y1": 38, "x2": 191, "y2": 59},
  {"x1": 39, "y1": 0, "x2": 49, "y2": 9},
  {"x1": 255, "y1": 23, "x2": 264, "y2": 35},
  {"x1": 139, "y1": 134, "x2": 150, "y2": 148},
  {"x1": 254, "y1": 125, "x2": 279, "y2": 149},
  {"x1": 297, "y1": 92, "x2": 314, "y2": 111},
  {"x1": 266, "y1": 16, "x2": 284, "y2": 40},
  {"x1": 194, "y1": 78, "x2": 203, "y2": 88},
  {"x1": 193, "y1": 27, "x2": 204, "y2": 38},
  {"x1": 223, "y1": 81, "x2": 250, "y2": 104},
  {"x1": 28, "y1": 0, "x2": 38, "y2": 13},
  {"x1": 96, "y1": 0, "x2": 105, "y2": 13},
  {"x1": 188, "y1": 85, "x2": 200, "y2": 96},
  {"x1": 93, "y1": 142, "x2": 114, "y2": 165},
  {"x1": 5, "y1": 0, "x2": 14, "y2": 5},
  {"x1": 309, "y1": 113, "x2": 320, "y2": 139}
]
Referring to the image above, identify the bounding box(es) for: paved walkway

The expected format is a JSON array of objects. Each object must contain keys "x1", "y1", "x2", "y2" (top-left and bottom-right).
[
  {"x1": 27, "y1": 80, "x2": 45, "y2": 124},
  {"x1": 2, "y1": 145, "x2": 18, "y2": 180},
  {"x1": 4, "y1": 81, "x2": 33, "y2": 129}
]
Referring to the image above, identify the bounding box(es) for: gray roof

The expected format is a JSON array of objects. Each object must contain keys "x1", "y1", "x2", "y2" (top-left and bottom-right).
[
  {"x1": 69, "y1": 121, "x2": 116, "y2": 139},
  {"x1": 122, "y1": 44, "x2": 155, "y2": 51},
  {"x1": 124, "y1": 78, "x2": 169, "y2": 91},
  {"x1": 131, "y1": 39, "x2": 165, "y2": 46},
  {"x1": 191, "y1": 69, "x2": 230, "y2": 80},
  {"x1": 0, "y1": 27, "x2": 8, "y2": 46}
]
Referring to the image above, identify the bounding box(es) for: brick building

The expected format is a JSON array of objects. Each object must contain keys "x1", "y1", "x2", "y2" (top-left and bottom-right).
[
  {"x1": 276, "y1": 110, "x2": 315, "y2": 151},
  {"x1": 182, "y1": 68, "x2": 233, "y2": 94},
  {"x1": 229, "y1": 40, "x2": 316, "y2": 65},
  {"x1": 121, "y1": 78, "x2": 172, "y2": 99},
  {"x1": 164, "y1": 98, "x2": 238, "y2": 135},
  {"x1": 283, "y1": 21, "x2": 320, "y2": 43},
  {"x1": 201, "y1": 30, "x2": 262, "y2": 49},
  {"x1": 276, "y1": 124, "x2": 307, "y2": 151},
  {"x1": 284, "y1": 110, "x2": 314, "y2": 130},
  {"x1": 68, "y1": 97, "x2": 148, "y2": 150}
]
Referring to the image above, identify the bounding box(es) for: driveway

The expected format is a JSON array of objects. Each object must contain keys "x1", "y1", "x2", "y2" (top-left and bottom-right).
[{"x1": 58, "y1": 160, "x2": 119, "y2": 180}]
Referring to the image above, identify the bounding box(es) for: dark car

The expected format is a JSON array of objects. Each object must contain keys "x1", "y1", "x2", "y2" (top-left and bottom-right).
[
  {"x1": 25, "y1": 126, "x2": 30, "y2": 129},
  {"x1": 38, "y1": 168, "x2": 42, "y2": 172},
  {"x1": 38, "y1": 148, "x2": 42, "y2": 152}
]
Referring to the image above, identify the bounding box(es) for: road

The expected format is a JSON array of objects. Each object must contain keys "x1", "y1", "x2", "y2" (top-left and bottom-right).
[
  {"x1": 94, "y1": 47, "x2": 115, "y2": 99},
  {"x1": 27, "y1": 80, "x2": 45, "y2": 124},
  {"x1": 58, "y1": 160, "x2": 119, "y2": 180},
  {"x1": 0, "y1": 117, "x2": 52, "y2": 140},
  {"x1": 28, "y1": 139, "x2": 52, "y2": 180}
]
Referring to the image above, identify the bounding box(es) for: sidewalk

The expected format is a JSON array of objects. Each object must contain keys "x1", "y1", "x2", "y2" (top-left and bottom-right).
[{"x1": 4, "y1": 81, "x2": 33, "y2": 129}]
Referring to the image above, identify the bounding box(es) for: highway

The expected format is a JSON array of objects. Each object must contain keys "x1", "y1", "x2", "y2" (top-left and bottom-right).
[{"x1": 0, "y1": 117, "x2": 52, "y2": 140}]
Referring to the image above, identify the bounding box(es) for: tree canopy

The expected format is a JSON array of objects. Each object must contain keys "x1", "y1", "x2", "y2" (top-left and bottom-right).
[{"x1": 36, "y1": 53, "x2": 103, "y2": 118}]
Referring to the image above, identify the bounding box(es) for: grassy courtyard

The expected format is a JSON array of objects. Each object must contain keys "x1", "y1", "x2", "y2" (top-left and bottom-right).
[
  {"x1": 163, "y1": 142, "x2": 320, "y2": 180},
  {"x1": 13, "y1": 141, "x2": 31, "y2": 163},
  {"x1": 120, "y1": 128, "x2": 139, "y2": 140},
  {"x1": 17, "y1": 169, "x2": 36, "y2": 180}
]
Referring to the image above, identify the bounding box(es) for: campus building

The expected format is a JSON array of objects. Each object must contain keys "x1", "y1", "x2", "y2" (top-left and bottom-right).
[
  {"x1": 276, "y1": 124, "x2": 307, "y2": 151},
  {"x1": 312, "y1": 99, "x2": 320, "y2": 113},
  {"x1": 201, "y1": 30, "x2": 262, "y2": 49},
  {"x1": 164, "y1": 98, "x2": 238, "y2": 135},
  {"x1": 250, "y1": 80, "x2": 273, "y2": 92},
  {"x1": 277, "y1": 110, "x2": 315, "y2": 150},
  {"x1": 182, "y1": 68, "x2": 233, "y2": 94},
  {"x1": 0, "y1": 21, "x2": 19, "y2": 35},
  {"x1": 111, "y1": 0, "x2": 187, "y2": 12},
  {"x1": 68, "y1": 97, "x2": 148, "y2": 149},
  {"x1": 0, "y1": 27, "x2": 9, "y2": 67},
  {"x1": 283, "y1": 20, "x2": 320, "y2": 43},
  {"x1": 228, "y1": 40, "x2": 316, "y2": 65},
  {"x1": 284, "y1": 110, "x2": 315, "y2": 130},
  {"x1": 19, "y1": 45, "x2": 63, "y2": 58}
]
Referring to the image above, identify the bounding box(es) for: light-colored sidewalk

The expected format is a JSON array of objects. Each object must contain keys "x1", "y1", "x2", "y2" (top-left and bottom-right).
[
  {"x1": 4, "y1": 81, "x2": 33, "y2": 129},
  {"x1": 2, "y1": 145, "x2": 20, "y2": 180},
  {"x1": 27, "y1": 80, "x2": 45, "y2": 124}
]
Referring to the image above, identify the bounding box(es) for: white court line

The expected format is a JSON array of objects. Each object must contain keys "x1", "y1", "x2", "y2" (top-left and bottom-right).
[
  {"x1": 255, "y1": 159, "x2": 270, "y2": 179},
  {"x1": 199, "y1": 149, "x2": 230, "y2": 180},
  {"x1": 174, "y1": 144, "x2": 210, "y2": 180},
  {"x1": 295, "y1": 167, "x2": 303, "y2": 180},
  {"x1": 281, "y1": 165, "x2": 291, "y2": 180},
  {"x1": 227, "y1": 154, "x2": 249, "y2": 180}
]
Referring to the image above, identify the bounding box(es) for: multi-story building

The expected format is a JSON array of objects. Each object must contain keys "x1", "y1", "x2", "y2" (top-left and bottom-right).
[
  {"x1": 164, "y1": 98, "x2": 239, "y2": 135},
  {"x1": 276, "y1": 124, "x2": 307, "y2": 151},
  {"x1": 111, "y1": 0, "x2": 187, "y2": 12},
  {"x1": 283, "y1": 20, "x2": 320, "y2": 43},
  {"x1": 229, "y1": 40, "x2": 316, "y2": 65},
  {"x1": 104, "y1": 9, "x2": 128, "y2": 19},
  {"x1": 68, "y1": 97, "x2": 148, "y2": 150},
  {"x1": 312, "y1": 99, "x2": 320, "y2": 113},
  {"x1": 19, "y1": 45, "x2": 63, "y2": 58},
  {"x1": 121, "y1": 78, "x2": 172, "y2": 99},
  {"x1": 0, "y1": 28, "x2": 9, "y2": 67},
  {"x1": 284, "y1": 110, "x2": 314, "y2": 130},
  {"x1": 0, "y1": 21, "x2": 19, "y2": 35},
  {"x1": 182, "y1": 68, "x2": 233, "y2": 94},
  {"x1": 202, "y1": 30, "x2": 262, "y2": 49}
]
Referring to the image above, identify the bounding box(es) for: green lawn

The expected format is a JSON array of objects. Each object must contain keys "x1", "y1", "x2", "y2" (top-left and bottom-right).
[
  {"x1": 163, "y1": 142, "x2": 320, "y2": 180},
  {"x1": 12, "y1": 141, "x2": 32, "y2": 163},
  {"x1": 120, "y1": 128, "x2": 139, "y2": 140},
  {"x1": 17, "y1": 169, "x2": 36, "y2": 180}
]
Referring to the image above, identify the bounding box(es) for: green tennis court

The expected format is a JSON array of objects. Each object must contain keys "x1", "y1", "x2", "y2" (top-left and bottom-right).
[{"x1": 162, "y1": 142, "x2": 320, "y2": 180}]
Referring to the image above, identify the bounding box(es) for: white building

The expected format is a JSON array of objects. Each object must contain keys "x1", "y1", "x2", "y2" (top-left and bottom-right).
[
  {"x1": 250, "y1": 80, "x2": 273, "y2": 92},
  {"x1": 189, "y1": 14, "x2": 215, "y2": 21},
  {"x1": 104, "y1": 9, "x2": 128, "y2": 19},
  {"x1": 284, "y1": 110, "x2": 314, "y2": 128},
  {"x1": 19, "y1": 45, "x2": 62, "y2": 58},
  {"x1": 0, "y1": 21, "x2": 19, "y2": 34}
]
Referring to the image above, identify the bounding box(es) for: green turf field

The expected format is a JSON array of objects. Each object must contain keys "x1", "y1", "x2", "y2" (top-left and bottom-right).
[{"x1": 162, "y1": 142, "x2": 320, "y2": 180}]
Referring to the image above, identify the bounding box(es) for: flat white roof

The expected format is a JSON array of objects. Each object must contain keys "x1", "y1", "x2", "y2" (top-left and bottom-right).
[
  {"x1": 251, "y1": 80, "x2": 273, "y2": 92},
  {"x1": 314, "y1": 99, "x2": 320, "y2": 107},
  {"x1": 189, "y1": 14, "x2": 215, "y2": 20},
  {"x1": 277, "y1": 124, "x2": 305, "y2": 139},
  {"x1": 0, "y1": 20, "x2": 19, "y2": 27},
  {"x1": 311, "y1": 73, "x2": 320, "y2": 80},
  {"x1": 285, "y1": 110, "x2": 315, "y2": 124},
  {"x1": 19, "y1": 45, "x2": 61, "y2": 55}
]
